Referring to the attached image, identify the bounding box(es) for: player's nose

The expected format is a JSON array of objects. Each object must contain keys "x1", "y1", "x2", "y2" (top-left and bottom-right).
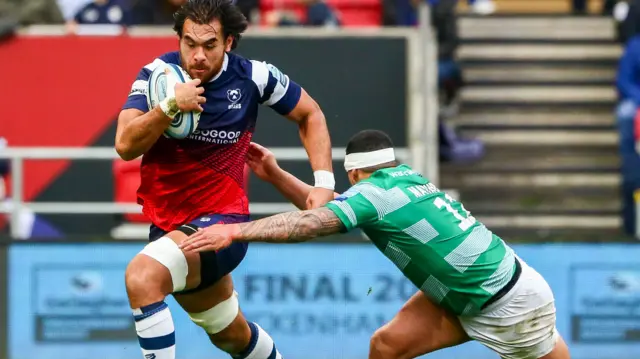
[{"x1": 193, "y1": 47, "x2": 206, "y2": 62}]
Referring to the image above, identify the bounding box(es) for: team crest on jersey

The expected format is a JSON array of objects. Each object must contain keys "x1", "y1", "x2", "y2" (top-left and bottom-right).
[{"x1": 227, "y1": 89, "x2": 242, "y2": 109}]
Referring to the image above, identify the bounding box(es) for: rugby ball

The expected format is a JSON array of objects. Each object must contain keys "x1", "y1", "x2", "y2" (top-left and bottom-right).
[{"x1": 147, "y1": 63, "x2": 201, "y2": 139}]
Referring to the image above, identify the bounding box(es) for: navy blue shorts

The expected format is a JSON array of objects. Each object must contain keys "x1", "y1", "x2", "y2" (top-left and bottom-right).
[{"x1": 149, "y1": 213, "x2": 250, "y2": 295}]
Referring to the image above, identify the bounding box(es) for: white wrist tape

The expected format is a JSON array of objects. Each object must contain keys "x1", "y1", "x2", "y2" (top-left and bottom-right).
[
  {"x1": 159, "y1": 97, "x2": 180, "y2": 119},
  {"x1": 314, "y1": 170, "x2": 335, "y2": 190}
]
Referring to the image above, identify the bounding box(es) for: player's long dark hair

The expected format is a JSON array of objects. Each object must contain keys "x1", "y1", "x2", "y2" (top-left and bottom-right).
[{"x1": 173, "y1": 0, "x2": 248, "y2": 50}]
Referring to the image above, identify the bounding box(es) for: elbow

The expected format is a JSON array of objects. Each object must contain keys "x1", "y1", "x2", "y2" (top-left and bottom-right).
[
  {"x1": 300, "y1": 106, "x2": 325, "y2": 129},
  {"x1": 115, "y1": 141, "x2": 138, "y2": 161}
]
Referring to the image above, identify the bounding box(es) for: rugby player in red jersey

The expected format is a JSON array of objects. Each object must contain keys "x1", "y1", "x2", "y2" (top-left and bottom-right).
[{"x1": 115, "y1": 1, "x2": 335, "y2": 358}]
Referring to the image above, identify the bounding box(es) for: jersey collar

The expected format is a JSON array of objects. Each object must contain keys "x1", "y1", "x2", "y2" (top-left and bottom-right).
[{"x1": 209, "y1": 53, "x2": 229, "y2": 83}]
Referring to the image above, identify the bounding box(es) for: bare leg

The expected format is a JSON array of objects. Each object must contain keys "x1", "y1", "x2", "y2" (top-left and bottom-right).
[
  {"x1": 369, "y1": 291, "x2": 470, "y2": 359},
  {"x1": 539, "y1": 335, "x2": 571, "y2": 359},
  {"x1": 125, "y1": 230, "x2": 203, "y2": 359},
  {"x1": 173, "y1": 275, "x2": 252, "y2": 354}
]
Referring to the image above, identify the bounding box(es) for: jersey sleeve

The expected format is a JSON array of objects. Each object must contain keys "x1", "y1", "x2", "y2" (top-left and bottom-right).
[
  {"x1": 325, "y1": 184, "x2": 380, "y2": 232},
  {"x1": 250, "y1": 60, "x2": 302, "y2": 116},
  {"x1": 122, "y1": 59, "x2": 166, "y2": 112}
]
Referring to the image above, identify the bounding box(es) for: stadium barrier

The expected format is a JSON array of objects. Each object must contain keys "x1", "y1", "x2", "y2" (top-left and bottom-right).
[
  {"x1": 2, "y1": 241, "x2": 640, "y2": 359},
  {"x1": 0, "y1": 146, "x2": 412, "y2": 239}
]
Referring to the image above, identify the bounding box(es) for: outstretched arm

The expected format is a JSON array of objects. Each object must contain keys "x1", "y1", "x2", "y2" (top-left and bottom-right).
[
  {"x1": 268, "y1": 167, "x2": 317, "y2": 210},
  {"x1": 180, "y1": 207, "x2": 345, "y2": 252},
  {"x1": 246, "y1": 142, "x2": 338, "y2": 210},
  {"x1": 236, "y1": 207, "x2": 344, "y2": 243},
  {"x1": 284, "y1": 89, "x2": 334, "y2": 209}
]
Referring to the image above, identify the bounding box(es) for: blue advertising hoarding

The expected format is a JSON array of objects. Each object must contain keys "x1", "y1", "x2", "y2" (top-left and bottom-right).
[{"x1": 7, "y1": 242, "x2": 640, "y2": 359}]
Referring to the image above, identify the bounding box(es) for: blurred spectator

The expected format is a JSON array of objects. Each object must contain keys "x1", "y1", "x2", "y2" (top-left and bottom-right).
[
  {"x1": 0, "y1": 0, "x2": 64, "y2": 25},
  {"x1": 304, "y1": 0, "x2": 340, "y2": 27},
  {"x1": 431, "y1": 0, "x2": 463, "y2": 117},
  {"x1": 235, "y1": 0, "x2": 260, "y2": 24},
  {"x1": 467, "y1": 0, "x2": 495, "y2": 15},
  {"x1": 439, "y1": 116, "x2": 485, "y2": 163},
  {"x1": 574, "y1": 0, "x2": 616, "y2": 14},
  {"x1": 56, "y1": 0, "x2": 92, "y2": 20},
  {"x1": 573, "y1": 0, "x2": 587, "y2": 13},
  {"x1": 396, "y1": 0, "x2": 493, "y2": 24},
  {"x1": 130, "y1": 0, "x2": 186, "y2": 25},
  {"x1": 69, "y1": 0, "x2": 128, "y2": 25},
  {"x1": 265, "y1": 0, "x2": 340, "y2": 27},
  {"x1": 400, "y1": 0, "x2": 464, "y2": 116},
  {"x1": 614, "y1": 0, "x2": 640, "y2": 44},
  {"x1": 615, "y1": 34, "x2": 640, "y2": 234}
]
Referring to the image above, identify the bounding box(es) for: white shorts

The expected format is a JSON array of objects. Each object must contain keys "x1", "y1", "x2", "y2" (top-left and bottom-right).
[{"x1": 458, "y1": 258, "x2": 559, "y2": 359}]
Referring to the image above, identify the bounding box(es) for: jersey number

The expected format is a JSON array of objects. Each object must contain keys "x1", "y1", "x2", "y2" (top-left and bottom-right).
[{"x1": 433, "y1": 194, "x2": 476, "y2": 231}]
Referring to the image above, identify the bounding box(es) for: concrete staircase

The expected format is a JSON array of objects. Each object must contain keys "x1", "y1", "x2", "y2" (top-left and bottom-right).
[
  {"x1": 458, "y1": 0, "x2": 606, "y2": 14},
  {"x1": 442, "y1": 15, "x2": 626, "y2": 242}
]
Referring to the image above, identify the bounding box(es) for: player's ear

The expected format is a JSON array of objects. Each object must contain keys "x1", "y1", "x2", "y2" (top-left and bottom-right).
[
  {"x1": 224, "y1": 35, "x2": 234, "y2": 52},
  {"x1": 347, "y1": 170, "x2": 357, "y2": 185}
]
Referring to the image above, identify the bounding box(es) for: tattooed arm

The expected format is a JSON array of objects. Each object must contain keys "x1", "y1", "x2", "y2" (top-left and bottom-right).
[
  {"x1": 236, "y1": 207, "x2": 345, "y2": 243},
  {"x1": 180, "y1": 207, "x2": 346, "y2": 252}
]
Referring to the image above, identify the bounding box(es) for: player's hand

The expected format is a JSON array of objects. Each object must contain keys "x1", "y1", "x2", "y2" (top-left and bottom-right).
[
  {"x1": 306, "y1": 187, "x2": 334, "y2": 209},
  {"x1": 246, "y1": 142, "x2": 280, "y2": 182},
  {"x1": 174, "y1": 79, "x2": 206, "y2": 113},
  {"x1": 180, "y1": 224, "x2": 240, "y2": 253}
]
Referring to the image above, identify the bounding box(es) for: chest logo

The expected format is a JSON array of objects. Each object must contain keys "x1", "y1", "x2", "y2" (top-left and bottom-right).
[{"x1": 227, "y1": 88, "x2": 242, "y2": 109}]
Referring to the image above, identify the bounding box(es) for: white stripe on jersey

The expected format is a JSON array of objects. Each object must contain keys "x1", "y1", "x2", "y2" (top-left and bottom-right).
[
  {"x1": 264, "y1": 66, "x2": 290, "y2": 106},
  {"x1": 144, "y1": 58, "x2": 166, "y2": 72},
  {"x1": 129, "y1": 80, "x2": 148, "y2": 97},
  {"x1": 249, "y1": 60, "x2": 270, "y2": 98}
]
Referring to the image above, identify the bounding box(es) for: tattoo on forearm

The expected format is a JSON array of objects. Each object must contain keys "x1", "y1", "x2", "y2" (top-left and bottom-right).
[{"x1": 238, "y1": 207, "x2": 344, "y2": 243}]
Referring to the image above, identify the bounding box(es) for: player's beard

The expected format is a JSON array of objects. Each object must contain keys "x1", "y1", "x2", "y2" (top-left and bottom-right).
[{"x1": 187, "y1": 65, "x2": 212, "y2": 82}]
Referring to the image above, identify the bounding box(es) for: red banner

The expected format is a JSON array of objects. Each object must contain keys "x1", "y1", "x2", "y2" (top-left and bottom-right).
[{"x1": 0, "y1": 35, "x2": 176, "y2": 201}]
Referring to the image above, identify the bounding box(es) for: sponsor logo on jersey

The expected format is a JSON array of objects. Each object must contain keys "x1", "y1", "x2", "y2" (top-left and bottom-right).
[
  {"x1": 188, "y1": 129, "x2": 243, "y2": 144},
  {"x1": 389, "y1": 169, "x2": 418, "y2": 178},
  {"x1": 267, "y1": 64, "x2": 289, "y2": 88},
  {"x1": 129, "y1": 80, "x2": 148, "y2": 97},
  {"x1": 227, "y1": 88, "x2": 242, "y2": 109}
]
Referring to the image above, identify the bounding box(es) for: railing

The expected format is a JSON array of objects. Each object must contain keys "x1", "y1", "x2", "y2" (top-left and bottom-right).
[{"x1": 0, "y1": 147, "x2": 411, "y2": 239}]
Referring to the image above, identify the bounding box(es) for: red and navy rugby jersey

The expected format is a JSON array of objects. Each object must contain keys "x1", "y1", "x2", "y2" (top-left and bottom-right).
[{"x1": 122, "y1": 51, "x2": 302, "y2": 231}]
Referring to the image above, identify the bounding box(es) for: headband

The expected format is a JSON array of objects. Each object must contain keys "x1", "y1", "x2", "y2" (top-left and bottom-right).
[{"x1": 344, "y1": 148, "x2": 395, "y2": 172}]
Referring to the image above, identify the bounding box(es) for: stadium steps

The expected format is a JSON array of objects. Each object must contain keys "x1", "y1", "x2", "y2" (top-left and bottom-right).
[
  {"x1": 443, "y1": 15, "x2": 623, "y2": 241},
  {"x1": 459, "y1": 17, "x2": 615, "y2": 40},
  {"x1": 457, "y1": 0, "x2": 606, "y2": 14}
]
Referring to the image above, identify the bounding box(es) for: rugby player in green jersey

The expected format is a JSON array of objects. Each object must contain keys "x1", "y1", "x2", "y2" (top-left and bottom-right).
[{"x1": 180, "y1": 130, "x2": 571, "y2": 359}]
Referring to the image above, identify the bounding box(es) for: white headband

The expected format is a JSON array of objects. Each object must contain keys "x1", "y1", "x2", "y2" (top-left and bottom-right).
[{"x1": 344, "y1": 148, "x2": 395, "y2": 172}]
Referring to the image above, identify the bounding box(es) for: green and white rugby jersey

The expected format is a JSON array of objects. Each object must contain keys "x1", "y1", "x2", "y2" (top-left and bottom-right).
[{"x1": 325, "y1": 164, "x2": 516, "y2": 316}]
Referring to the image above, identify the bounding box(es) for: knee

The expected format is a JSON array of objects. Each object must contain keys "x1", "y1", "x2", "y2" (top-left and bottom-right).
[
  {"x1": 125, "y1": 255, "x2": 168, "y2": 299},
  {"x1": 126, "y1": 236, "x2": 188, "y2": 302},
  {"x1": 370, "y1": 329, "x2": 405, "y2": 359}
]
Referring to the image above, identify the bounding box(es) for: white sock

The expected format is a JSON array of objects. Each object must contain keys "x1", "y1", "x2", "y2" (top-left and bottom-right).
[
  {"x1": 133, "y1": 301, "x2": 176, "y2": 359},
  {"x1": 233, "y1": 322, "x2": 283, "y2": 359}
]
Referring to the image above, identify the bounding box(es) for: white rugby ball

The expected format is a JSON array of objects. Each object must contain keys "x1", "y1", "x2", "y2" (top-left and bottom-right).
[{"x1": 146, "y1": 63, "x2": 201, "y2": 139}]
